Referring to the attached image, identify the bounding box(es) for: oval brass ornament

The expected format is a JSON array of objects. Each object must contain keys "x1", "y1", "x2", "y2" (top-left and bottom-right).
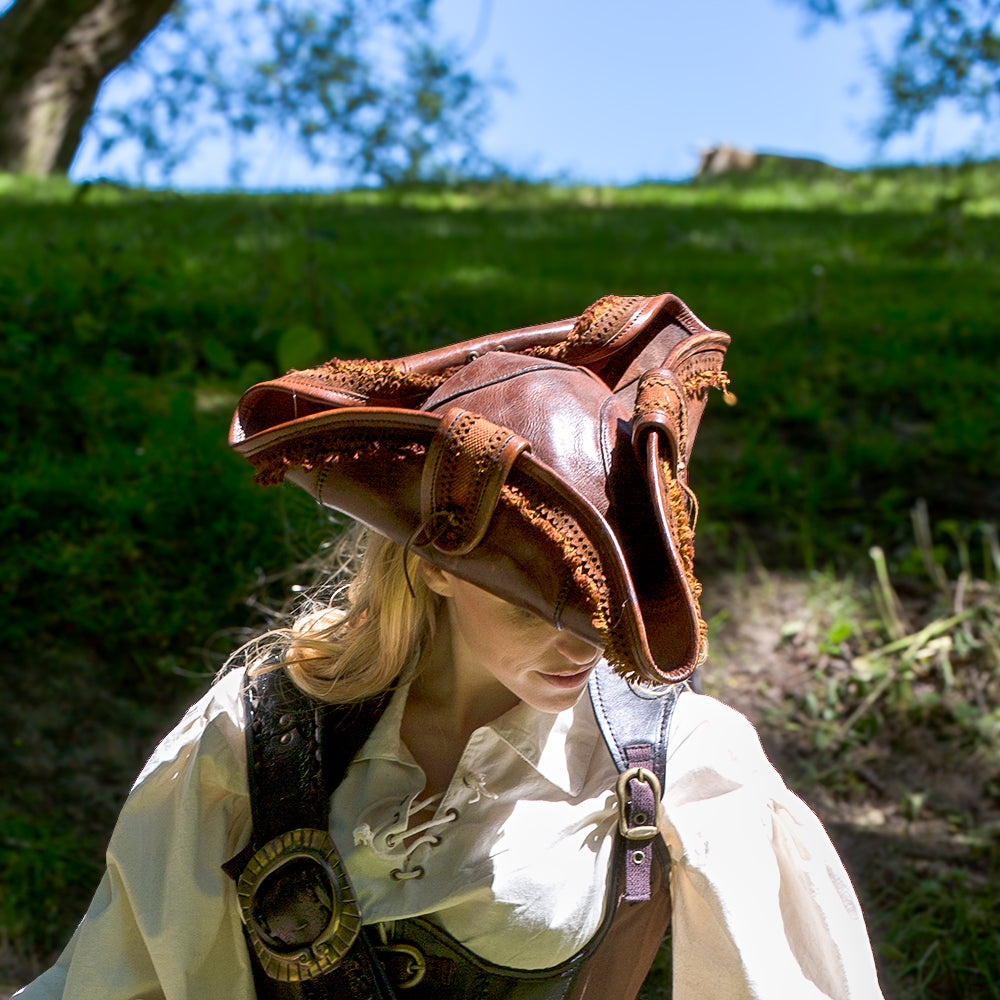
[{"x1": 237, "y1": 828, "x2": 362, "y2": 982}]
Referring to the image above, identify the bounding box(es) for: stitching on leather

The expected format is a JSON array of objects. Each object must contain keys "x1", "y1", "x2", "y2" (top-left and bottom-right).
[
  {"x1": 422, "y1": 362, "x2": 571, "y2": 410},
  {"x1": 273, "y1": 374, "x2": 371, "y2": 405},
  {"x1": 527, "y1": 295, "x2": 647, "y2": 362},
  {"x1": 634, "y1": 371, "x2": 687, "y2": 465},
  {"x1": 656, "y1": 687, "x2": 679, "y2": 775},
  {"x1": 464, "y1": 430, "x2": 518, "y2": 531},
  {"x1": 598, "y1": 395, "x2": 616, "y2": 477},
  {"x1": 592, "y1": 668, "x2": 626, "y2": 765}
]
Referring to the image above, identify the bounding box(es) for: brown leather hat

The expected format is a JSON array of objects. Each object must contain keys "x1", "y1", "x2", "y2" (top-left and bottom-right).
[{"x1": 229, "y1": 294, "x2": 731, "y2": 684}]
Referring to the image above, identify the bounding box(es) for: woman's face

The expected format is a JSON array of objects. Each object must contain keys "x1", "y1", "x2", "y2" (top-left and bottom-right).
[{"x1": 423, "y1": 568, "x2": 603, "y2": 714}]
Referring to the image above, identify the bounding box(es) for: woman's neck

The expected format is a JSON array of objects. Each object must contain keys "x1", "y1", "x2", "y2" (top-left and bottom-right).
[
  {"x1": 412, "y1": 612, "x2": 520, "y2": 739},
  {"x1": 400, "y1": 611, "x2": 520, "y2": 798}
]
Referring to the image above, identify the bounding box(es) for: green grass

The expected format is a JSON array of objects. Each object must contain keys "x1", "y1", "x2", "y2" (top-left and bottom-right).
[
  {"x1": 875, "y1": 867, "x2": 1000, "y2": 1000},
  {"x1": 2, "y1": 160, "x2": 998, "y2": 989}
]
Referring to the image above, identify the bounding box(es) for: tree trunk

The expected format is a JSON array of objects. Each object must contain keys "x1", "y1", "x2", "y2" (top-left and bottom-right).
[{"x1": 0, "y1": 0, "x2": 175, "y2": 175}]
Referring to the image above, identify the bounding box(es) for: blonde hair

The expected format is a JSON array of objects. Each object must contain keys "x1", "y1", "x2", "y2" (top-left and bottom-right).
[{"x1": 247, "y1": 525, "x2": 441, "y2": 704}]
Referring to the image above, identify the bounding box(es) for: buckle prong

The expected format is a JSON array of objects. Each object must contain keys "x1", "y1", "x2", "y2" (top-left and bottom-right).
[{"x1": 615, "y1": 767, "x2": 662, "y2": 840}]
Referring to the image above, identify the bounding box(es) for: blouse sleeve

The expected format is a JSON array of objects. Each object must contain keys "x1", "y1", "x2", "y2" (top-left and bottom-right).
[
  {"x1": 14, "y1": 670, "x2": 255, "y2": 1000},
  {"x1": 659, "y1": 691, "x2": 884, "y2": 1000}
]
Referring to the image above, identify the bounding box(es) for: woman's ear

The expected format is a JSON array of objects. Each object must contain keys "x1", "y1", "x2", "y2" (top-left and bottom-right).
[{"x1": 417, "y1": 560, "x2": 455, "y2": 598}]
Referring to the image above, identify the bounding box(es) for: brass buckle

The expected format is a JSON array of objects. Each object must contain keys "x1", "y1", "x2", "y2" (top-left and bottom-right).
[
  {"x1": 376, "y1": 942, "x2": 428, "y2": 989},
  {"x1": 237, "y1": 828, "x2": 362, "y2": 982},
  {"x1": 615, "y1": 767, "x2": 661, "y2": 840}
]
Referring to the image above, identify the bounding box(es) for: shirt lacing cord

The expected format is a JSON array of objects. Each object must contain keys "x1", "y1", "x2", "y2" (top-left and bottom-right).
[
  {"x1": 462, "y1": 771, "x2": 499, "y2": 803},
  {"x1": 353, "y1": 792, "x2": 460, "y2": 881}
]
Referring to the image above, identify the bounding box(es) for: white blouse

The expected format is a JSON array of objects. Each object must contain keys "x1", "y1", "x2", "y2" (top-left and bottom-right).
[{"x1": 15, "y1": 666, "x2": 884, "y2": 1000}]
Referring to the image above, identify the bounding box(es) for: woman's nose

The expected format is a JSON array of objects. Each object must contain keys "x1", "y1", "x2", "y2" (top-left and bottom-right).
[{"x1": 552, "y1": 629, "x2": 603, "y2": 666}]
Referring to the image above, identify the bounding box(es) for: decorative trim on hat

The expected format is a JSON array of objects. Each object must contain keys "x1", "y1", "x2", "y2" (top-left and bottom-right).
[
  {"x1": 501, "y1": 482, "x2": 627, "y2": 665},
  {"x1": 683, "y1": 368, "x2": 731, "y2": 398},
  {"x1": 527, "y1": 295, "x2": 648, "y2": 363},
  {"x1": 663, "y1": 461, "x2": 707, "y2": 652},
  {"x1": 289, "y1": 358, "x2": 450, "y2": 401},
  {"x1": 420, "y1": 409, "x2": 530, "y2": 555},
  {"x1": 250, "y1": 433, "x2": 426, "y2": 487}
]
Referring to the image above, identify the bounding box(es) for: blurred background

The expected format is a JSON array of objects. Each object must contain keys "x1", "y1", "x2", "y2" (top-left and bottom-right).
[
  {"x1": 2, "y1": 1, "x2": 999, "y2": 997},
  {"x1": 6, "y1": 0, "x2": 997, "y2": 188}
]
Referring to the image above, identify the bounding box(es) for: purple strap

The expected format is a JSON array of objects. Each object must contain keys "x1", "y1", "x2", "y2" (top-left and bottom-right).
[{"x1": 623, "y1": 743, "x2": 656, "y2": 902}]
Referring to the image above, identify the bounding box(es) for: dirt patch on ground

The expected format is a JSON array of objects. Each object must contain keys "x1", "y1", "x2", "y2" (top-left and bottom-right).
[{"x1": 705, "y1": 569, "x2": 998, "y2": 829}]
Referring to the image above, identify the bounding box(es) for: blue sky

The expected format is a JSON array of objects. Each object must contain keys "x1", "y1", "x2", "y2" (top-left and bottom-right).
[
  {"x1": 7, "y1": 0, "x2": 992, "y2": 188},
  {"x1": 433, "y1": 0, "x2": 984, "y2": 182}
]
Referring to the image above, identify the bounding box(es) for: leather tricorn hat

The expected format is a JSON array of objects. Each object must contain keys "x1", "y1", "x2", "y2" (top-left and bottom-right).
[{"x1": 230, "y1": 294, "x2": 731, "y2": 684}]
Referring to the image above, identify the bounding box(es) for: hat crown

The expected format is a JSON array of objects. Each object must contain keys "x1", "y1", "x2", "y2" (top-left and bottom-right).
[{"x1": 422, "y1": 352, "x2": 629, "y2": 520}]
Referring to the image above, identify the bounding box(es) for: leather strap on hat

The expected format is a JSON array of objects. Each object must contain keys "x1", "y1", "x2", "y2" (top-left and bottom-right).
[{"x1": 418, "y1": 408, "x2": 530, "y2": 555}]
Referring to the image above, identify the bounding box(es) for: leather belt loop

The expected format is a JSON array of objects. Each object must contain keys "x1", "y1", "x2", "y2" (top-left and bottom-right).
[
  {"x1": 631, "y1": 369, "x2": 689, "y2": 486},
  {"x1": 420, "y1": 407, "x2": 530, "y2": 555}
]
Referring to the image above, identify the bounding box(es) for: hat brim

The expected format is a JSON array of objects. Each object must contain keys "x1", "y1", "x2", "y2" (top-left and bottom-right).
[{"x1": 234, "y1": 402, "x2": 699, "y2": 684}]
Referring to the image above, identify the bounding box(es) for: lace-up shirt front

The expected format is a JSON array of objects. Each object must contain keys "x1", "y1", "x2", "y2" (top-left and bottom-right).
[
  {"x1": 328, "y1": 680, "x2": 621, "y2": 969},
  {"x1": 15, "y1": 667, "x2": 885, "y2": 1000}
]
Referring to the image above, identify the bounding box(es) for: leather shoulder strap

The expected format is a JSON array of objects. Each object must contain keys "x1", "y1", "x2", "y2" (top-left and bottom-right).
[
  {"x1": 588, "y1": 661, "x2": 681, "y2": 903},
  {"x1": 588, "y1": 659, "x2": 678, "y2": 784},
  {"x1": 244, "y1": 666, "x2": 390, "y2": 848},
  {"x1": 226, "y1": 666, "x2": 397, "y2": 1000},
  {"x1": 224, "y1": 665, "x2": 390, "y2": 880}
]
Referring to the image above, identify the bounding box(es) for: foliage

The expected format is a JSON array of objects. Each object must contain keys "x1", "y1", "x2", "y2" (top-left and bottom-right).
[
  {"x1": 0, "y1": 812, "x2": 103, "y2": 957},
  {"x1": 783, "y1": 0, "x2": 1000, "y2": 146},
  {"x1": 81, "y1": 0, "x2": 494, "y2": 186},
  {"x1": 785, "y1": 514, "x2": 1000, "y2": 760}
]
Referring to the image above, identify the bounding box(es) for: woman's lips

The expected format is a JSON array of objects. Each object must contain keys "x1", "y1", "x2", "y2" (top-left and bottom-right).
[{"x1": 538, "y1": 667, "x2": 594, "y2": 689}]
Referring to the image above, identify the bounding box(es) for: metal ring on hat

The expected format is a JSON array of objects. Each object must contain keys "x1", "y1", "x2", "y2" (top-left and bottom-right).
[{"x1": 237, "y1": 828, "x2": 362, "y2": 982}]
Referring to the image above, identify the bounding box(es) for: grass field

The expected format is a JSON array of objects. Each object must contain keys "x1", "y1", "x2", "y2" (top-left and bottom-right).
[{"x1": 1, "y1": 160, "x2": 998, "y2": 996}]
